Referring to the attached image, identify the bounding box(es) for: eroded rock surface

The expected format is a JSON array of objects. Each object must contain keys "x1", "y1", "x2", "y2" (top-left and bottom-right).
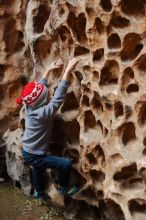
[{"x1": 1, "y1": 0, "x2": 146, "y2": 219}]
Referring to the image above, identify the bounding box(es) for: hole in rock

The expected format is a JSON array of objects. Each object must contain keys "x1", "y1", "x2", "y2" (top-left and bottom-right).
[
  {"x1": 61, "y1": 92, "x2": 79, "y2": 113},
  {"x1": 129, "y1": 199, "x2": 146, "y2": 215},
  {"x1": 120, "y1": 0, "x2": 145, "y2": 17},
  {"x1": 34, "y1": 37, "x2": 52, "y2": 61},
  {"x1": 138, "y1": 102, "x2": 146, "y2": 126},
  {"x1": 97, "y1": 120, "x2": 103, "y2": 134},
  {"x1": 105, "y1": 100, "x2": 113, "y2": 110},
  {"x1": 100, "y1": 199, "x2": 125, "y2": 220},
  {"x1": 110, "y1": 13, "x2": 130, "y2": 28},
  {"x1": 126, "y1": 84, "x2": 139, "y2": 93},
  {"x1": 20, "y1": 118, "x2": 25, "y2": 130},
  {"x1": 67, "y1": 12, "x2": 87, "y2": 43},
  {"x1": 0, "y1": 65, "x2": 6, "y2": 82},
  {"x1": 81, "y1": 186, "x2": 97, "y2": 200},
  {"x1": 121, "y1": 67, "x2": 134, "y2": 92},
  {"x1": 0, "y1": 0, "x2": 15, "y2": 6},
  {"x1": 139, "y1": 167, "x2": 146, "y2": 181},
  {"x1": 18, "y1": 31, "x2": 23, "y2": 39},
  {"x1": 108, "y1": 33, "x2": 121, "y2": 49},
  {"x1": 94, "y1": 145, "x2": 105, "y2": 166},
  {"x1": 84, "y1": 110, "x2": 96, "y2": 132},
  {"x1": 125, "y1": 105, "x2": 132, "y2": 119},
  {"x1": 93, "y1": 48, "x2": 104, "y2": 62},
  {"x1": 67, "y1": 11, "x2": 76, "y2": 29},
  {"x1": 74, "y1": 46, "x2": 90, "y2": 56},
  {"x1": 104, "y1": 128, "x2": 108, "y2": 136},
  {"x1": 63, "y1": 119, "x2": 80, "y2": 145},
  {"x1": 19, "y1": 76, "x2": 28, "y2": 86},
  {"x1": 85, "y1": 7, "x2": 95, "y2": 17},
  {"x1": 99, "y1": 60, "x2": 119, "y2": 86},
  {"x1": 90, "y1": 170, "x2": 105, "y2": 183},
  {"x1": 119, "y1": 122, "x2": 136, "y2": 145},
  {"x1": 143, "y1": 137, "x2": 146, "y2": 146},
  {"x1": 81, "y1": 95, "x2": 90, "y2": 106},
  {"x1": 129, "y1": 177, "x2": 143, "y2": 184},
  {"x1": 86, "y1": 153, "x2": 97, "y2": 165},
  {"x1": 57, "y1": 25, "x2": 72, "y2": 42},
  {"x1": 51, "y1": 118, "x2": 68, "y2": 154},
  {"x1": 121, "y1": 177, "x2": 144, "y2": 189},
  {"x1": 76, "y1": 13, "x2": 87, "y2": 43},
  {"x1": 91, "y1": 92, "x2": 103, "y2": 113},
  {"x1": 120, "y1": 33, "x2": 143, "y2": 61},
  {"x1": 114, "y1": 101, "x2": 123, "y2": 118},
  {"x1": 111, "y1": 153, "x2": 123, "y2": 163},
  {"x1": 4, "y1": 18, "x2": 24, "y2": 54},
  {"x1": 0, "y1": 88, "x2": 5, "y2": 100},
  {"x1": 83, "y1": 65, "x2": 91, "y2": 71},
  {"x1": 143, "y1": 148, "x2": 146, "y2": 155},
  {"x1": 94, "y1": 17, "x2": 105, "y2": 34},
  {"x1": 75, "y1": 200, "x2": 101, "y2": 219},
  {"x1": 100, "y1": 0, "x2": 112, "y2": 12},
  {"x1": 135, "y1": 53, "x2": 146, "y2": 71},
  {"x1": 75, "y1": 71, "x2": 83, "y2": 85},
  {"x1": 33, "y1": 4, "x2": 50, "y2": 33},
  {"x1": 59, "y1": 7, "x2": 65, "y2": 15},
  {"x1": 113, "y1": 163, "x2": 137, "y2": 181},
  {"x1": 92, "y1": 71, "x2": 99, "y2": 81},
  {"x1": 9, "y1": 81, "x2": 20, "y2": 97},
  {"x1": 123, "y1": 67, "x2": 134, "y2": 79},
  {"x1": 64, "y1": 148, "x2": 80, "y2": 163},
  {"x1": 72, "y1": 169, "x2": 87, "y2": 187},
  {"x1": 97, "y1": 190, "x2": 104, "y2": 199}
]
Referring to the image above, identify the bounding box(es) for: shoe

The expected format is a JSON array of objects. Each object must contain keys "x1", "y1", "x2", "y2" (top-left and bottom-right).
[
  {"x1": 58, "y1": 187, "x2": 68, "y2": 195},
  {"x1": 58, "y1": 186, "x2": 79, "y2": 196},
  {"x1": 34, "y1": 191, "x2": 50, "y2": 205},
  {"x1": 67, "y1": 186, "x2": 79, "y2": 196}
]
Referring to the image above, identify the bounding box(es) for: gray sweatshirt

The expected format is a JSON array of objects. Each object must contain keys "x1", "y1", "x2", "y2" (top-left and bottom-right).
[{"x1": 22, "y1": 78, "x2": 69, "y2": 155}]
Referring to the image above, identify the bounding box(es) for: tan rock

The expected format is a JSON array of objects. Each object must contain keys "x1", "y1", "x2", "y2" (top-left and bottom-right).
[{"x1": 1, "y1": 0, "x2": 146, "y2": 219}]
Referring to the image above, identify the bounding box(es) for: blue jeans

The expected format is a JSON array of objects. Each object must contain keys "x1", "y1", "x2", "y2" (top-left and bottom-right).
[{"x1": 22, "y1": 148, "x2": 72, "y2": 192}]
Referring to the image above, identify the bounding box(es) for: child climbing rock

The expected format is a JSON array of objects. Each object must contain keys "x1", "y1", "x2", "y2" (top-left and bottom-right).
[{"x1": 16, "y1": 58, "x2": 80, "y2": 202}]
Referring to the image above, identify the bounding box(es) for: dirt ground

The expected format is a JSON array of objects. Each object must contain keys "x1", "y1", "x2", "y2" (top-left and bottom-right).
[{"x1": 0, "y1": 181, "x2": 65, "y2": 220}]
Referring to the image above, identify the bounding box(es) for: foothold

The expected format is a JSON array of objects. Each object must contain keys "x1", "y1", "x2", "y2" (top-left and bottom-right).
[
  {"x1": 114, "y1": 101, "x2": 124, "y2": 118},
  {"x1": 120, "y1": 33, "x2": 143, "y2": 61},
  {"x1": 84, "y1": 110, "x2": 96, "y2": 132},
  {"x1": 110, "y1": 13, "x2": 130, "y2": 28},
  {"x1": 99, "y1": 60, "x2": 119, "y2": 85},
  {"x1": 33, "y1": 4, "x2": 50, "y2": 33},
  {"x1": 120, "y1": 0, "x2": 145, "y2": 17},
  {"x1": 94, "y1": 17, "x2": 105, "y2": 34},
  {"x1": 118, "y1": 122, "x2": 136, "y2": 145},
  {"x1": 67, "y1": 12, "x2": 87, "y2": 43},
  {"x1": 93, "y1": 48, "x2": 104, "y2": 62},
  {"x1": 0, "y1": 65, "x2": 6, "y2": 82},
  {"x1": 100, "y1": 0, "x2": 112, "y2": 12},
  {"x1": 61, "y1": 92, "x2": 79, "y2": 113},
  {"x1": 107, "y1": 33, "x2": 121, "y2": 49}
]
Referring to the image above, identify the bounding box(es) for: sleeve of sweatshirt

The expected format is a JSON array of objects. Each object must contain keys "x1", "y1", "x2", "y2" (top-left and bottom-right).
[
  {"x1": 38, "y1": 79, "x2": 69, "y2": 120},
  {"x1": 38, "y1": 78, "x2": 48, "y2": 86}
]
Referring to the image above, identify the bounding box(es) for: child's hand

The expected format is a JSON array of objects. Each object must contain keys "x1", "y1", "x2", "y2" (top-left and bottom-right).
[
  {"x1": 65, "y1": 58, "x2": 80, "y2": 73},
  {"x1": 63, "y1": 57, "x2": 80, "y2": 81},
  {"x1": 43, "y1": 59, "x2": 63, "y2": 80},
  {"x1": 48, "y1": 59, "x2": 63, "y2": 72}
]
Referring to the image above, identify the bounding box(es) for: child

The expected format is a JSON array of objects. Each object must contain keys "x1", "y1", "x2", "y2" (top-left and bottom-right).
[{"x1": 16, "y1": 58, "x2": 80, "y2": 202}]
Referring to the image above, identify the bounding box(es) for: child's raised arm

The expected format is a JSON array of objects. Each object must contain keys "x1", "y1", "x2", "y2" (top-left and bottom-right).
[{"x1": 38, "y1": 58, "x2": 80, "y2": 120}]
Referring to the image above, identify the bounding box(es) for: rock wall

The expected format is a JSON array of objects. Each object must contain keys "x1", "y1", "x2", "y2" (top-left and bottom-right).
[{"x1": 1, "y1": 0, "x2": 146, "y2": 219}]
